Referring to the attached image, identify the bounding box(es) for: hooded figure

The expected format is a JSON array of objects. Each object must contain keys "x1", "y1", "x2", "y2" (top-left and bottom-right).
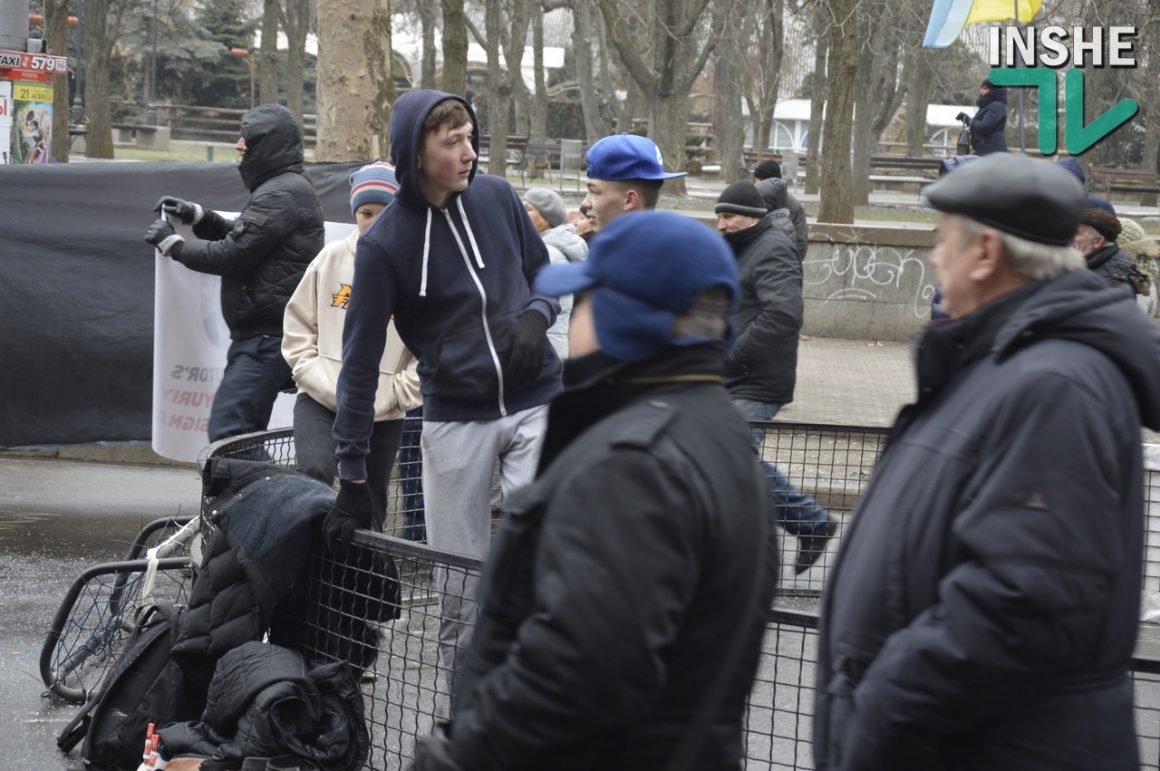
[
  {"x1": 144, "y1": 103, "x2": 325, "y2": 441},
  {"x1": 967, "y1": 79, "x2": 1008, "y2": 156}
]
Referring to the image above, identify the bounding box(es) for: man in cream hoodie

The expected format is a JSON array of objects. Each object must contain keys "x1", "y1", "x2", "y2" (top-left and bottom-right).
[{"x1": 283, "y1": 161, "x2": 422, "y2": 533}]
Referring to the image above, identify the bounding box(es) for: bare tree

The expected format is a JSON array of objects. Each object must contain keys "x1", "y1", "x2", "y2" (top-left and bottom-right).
[
  {"x1": 903, "y1": 44, "x2": 935, "y2": 156},
  {"x1": 471, "y1": 0, "x2": 530, "y2": 177},
  {"x1": 529, "y1": 6, "x2": 548, "y2": 137},
  {"x1": 748, "y1": 0, "x2": 785, "y2": 153},
  {"x1": 45, "y1": 0, "x2": 70, "y2": 162},
  {"x1": 259, "y1": 0, "x2": 279, "y2": 104},
  {"x1": 277, "y1": 0, "x2": 312, "y2": 123},
  {"x1": 571, "y1": 0, "x2": 605, "y2": 142},
  {"x1": 803, "y1": 7, "x2": 827, "y2": 195},
  {"x1": 817, "y1": 0, "x2": 861, "y2": 223},
  {"x1": 851, "y1": 1, "x2": 907, "y2": 204},
  {"x1": 315, "y1": 0, "x2": 393, "y2": 161},
  {"x1": 596, "y1": 0, "x2": 722, "y2": 196},
  {"x1": 82, "y1": 0, "x2": 130, "y2": 158},
  {"x1": 713, "y1": 3, "x2": 746, "y2": 183},
  {"x1": 441, "y1": 0, "x2": 468, "y2": 95},
  {"x1": 416, "y1": 0, "x2": 438, "y2": 87}
]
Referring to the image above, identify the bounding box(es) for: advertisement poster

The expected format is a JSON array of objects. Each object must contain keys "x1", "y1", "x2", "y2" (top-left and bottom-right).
[
  {"x1": 0, "y1": 50, "x2": 66, "y2": 164},
  {"x1": 0, "y1": 80, "x2": 11, "y2": 164},
  {"x1": 151, "y1": 216, "x2": 357, "y2": 463}
]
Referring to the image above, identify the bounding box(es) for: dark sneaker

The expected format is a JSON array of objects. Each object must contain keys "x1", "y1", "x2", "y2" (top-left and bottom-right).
[{"x1": 795, "y1": 520, "x2": 838, "y2": 575}]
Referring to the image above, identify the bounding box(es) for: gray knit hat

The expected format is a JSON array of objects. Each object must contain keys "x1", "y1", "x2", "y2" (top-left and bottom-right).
[{"x1": 523, "y1": 187, "x2": 567, "y2": 228}]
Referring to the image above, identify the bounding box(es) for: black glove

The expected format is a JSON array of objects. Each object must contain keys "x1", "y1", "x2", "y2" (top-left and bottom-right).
[
  {"x1": 153, "y1": 195, "x2": 202, "y2": 224},
  {"x1": 323, "y1": 480, "x2": 375, "y2": 552},
  {"x1": 955, "y1": 112, "x2": 970, "y2": 125},
  {"x1": 409, "y1": 725, "x2": 464, "y2": 771},
  {"x1": 501, "y1": 310, "x2": 550, "y2": 385},
  {"x1": 144, "y1": 219, "x2": 185, "y2": 256}
]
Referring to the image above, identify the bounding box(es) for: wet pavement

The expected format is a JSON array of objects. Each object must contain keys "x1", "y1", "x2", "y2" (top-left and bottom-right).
[{"x1": 0, "y1": 459, "x2": 201, "y2": 769}]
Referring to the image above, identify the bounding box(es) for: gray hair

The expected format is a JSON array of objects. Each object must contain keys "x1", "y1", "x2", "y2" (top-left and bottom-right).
[{"x1": 959, "y1": 216, "x2": 1084, "y2": 281}]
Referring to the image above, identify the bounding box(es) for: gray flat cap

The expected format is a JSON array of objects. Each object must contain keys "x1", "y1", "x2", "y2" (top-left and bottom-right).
[{"x1": 924, "y1": 153, "x2": 1085, "y2": 246}]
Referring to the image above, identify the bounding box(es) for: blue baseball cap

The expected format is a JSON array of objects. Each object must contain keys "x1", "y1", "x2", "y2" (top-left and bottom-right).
[
  {"x1": 586, "y1": 134, "x2": 688, "y2": 181},
  {"x1": 535, "y1": 211, "x2": 737, "y2": 360}
]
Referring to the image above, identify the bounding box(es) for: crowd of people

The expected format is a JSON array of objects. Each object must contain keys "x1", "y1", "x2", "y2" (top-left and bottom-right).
[{"x1": 142, "y1": 91, "x2": 1160, "y2": 770}]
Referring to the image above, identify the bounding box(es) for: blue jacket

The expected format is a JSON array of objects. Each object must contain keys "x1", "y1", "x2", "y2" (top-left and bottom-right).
[
  {"x1": 969, "y1": 87, "x2": 1008, "y2": 156},
  {"x1": 333, "y1": 91, "x2": 561, "y2": 479}
]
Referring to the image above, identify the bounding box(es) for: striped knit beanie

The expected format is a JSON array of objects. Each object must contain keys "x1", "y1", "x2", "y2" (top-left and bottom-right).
[{"x1": 350, "y1": 161, "x2": 398, "y2": 216}]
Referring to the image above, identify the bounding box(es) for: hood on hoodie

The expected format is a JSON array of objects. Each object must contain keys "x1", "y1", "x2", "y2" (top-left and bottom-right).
[
  {"x1": 238, "y1": 104, "x2": 305, "y2": 192},
  {"x1": 543, "y1": 222, "x2": 588, "y2": 263},
  {"x1": 389, "y1": 90, "x2": 480, "y2": 210},
  {"x1": 994, "y1": 269, "x2": 1160, "y2": 430},
  {"x1": 755, "y1": 177, "x2": 788, "y2": 211}
]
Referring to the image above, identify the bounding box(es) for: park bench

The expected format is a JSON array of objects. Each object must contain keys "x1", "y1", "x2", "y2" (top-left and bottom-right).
[
  {"x1": 868, "y1": 154, "x2": 942, "y2": 194},
  {"x1": 1089, "y1": 165, "x2": 1160, "y2": 205},
  {"x1": 520, "y1": 138, "x2": 562, "y2": 183},
  {"x1": 112, "y1": 123, "x2": 170, "y2": 150},
  {"x1": 478, "y1": 134, "x2": 529, "y2": 172}
]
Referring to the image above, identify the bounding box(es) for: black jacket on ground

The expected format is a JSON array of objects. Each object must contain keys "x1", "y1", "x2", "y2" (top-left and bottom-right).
[
  {"x1": 723, "y1": 214, "x2": 803, "y2": 407},
  {"x1": 441, "y1": 345, "x2": 779, "y2": 771},
  {"x1": 969, "y1": 87, "x2": 1008, "y2": 156},
  {"x1": 172, "y1": 104, "x2": 325, "y2": 340},
  {"x1": 814, "y1": 271, "x2": 1160, "y2": 771}
]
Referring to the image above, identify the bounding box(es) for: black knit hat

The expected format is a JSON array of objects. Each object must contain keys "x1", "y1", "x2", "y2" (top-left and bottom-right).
[
  {"x1": 753, "y1": 159, "x2": 782, "y2": 181},
  {"x1": 715, "y1": 181, "x2": 768, "y2": 218}
]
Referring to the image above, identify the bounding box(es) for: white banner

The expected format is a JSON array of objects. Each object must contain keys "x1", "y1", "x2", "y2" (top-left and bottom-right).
[{"x1": 151, "y1": 215, "x2": 356, "y2": 462}]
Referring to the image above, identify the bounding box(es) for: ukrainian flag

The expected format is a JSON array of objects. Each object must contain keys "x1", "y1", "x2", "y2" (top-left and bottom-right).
[{"x1": 923, "y1": 0, "x2": 1042, "y2": 47}]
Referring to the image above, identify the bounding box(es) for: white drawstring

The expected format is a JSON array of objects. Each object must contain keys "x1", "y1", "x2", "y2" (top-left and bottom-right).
[
  {"x1": 457, "y1": 197, "x2": 486, "y2": 269},
  {"x1": 420, "y1": 208, "x2": 432, "y2": 297}
]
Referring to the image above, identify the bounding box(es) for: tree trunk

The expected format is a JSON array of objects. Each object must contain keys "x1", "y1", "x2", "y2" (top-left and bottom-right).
[
  {"x1": 483, "y1": 0, "x2": 508, "y2": 177},
  {"x1": 259, "y1": 0, "x2": 279, "y2": 105},
  {"x1": 851, "y1": 45, "x2": 876, "y2": 205},
  {"x1": 441, "y1": 0, "x2": 468, "y2": 95},
  {"x1": 817, "y1": 0, "x2": 860, "y2": 224},
  {"x1": 530, "y1": 9, "x2": 548, "y2": 138},
  {"x1": 46, "y1": 0, "x2": 70, "y2": 162},
  {"x1": 652, "y1": 93, "x2": 691, "y2": 196},
  {"x1": 572, "y1": 1, "x2": 602, "y2": 142},
  {"x1": 803, "y1": 13, "x2": 827, "y2": 196},
  {"x1": 417, "y1": 0, "x2": 438, "y2": 88},
  {"x1": 315, "y1": 0, "x2": 393, "y2": 162},
  {"x1": 713, "y1": 8, "x2": 745, "y2": 183},
  {"x1": 755, "y1": 0, "x2": 784, "y2": 152},
  {"x1": 903, "y1": 46, "x2": 934, "y2": 156},
  {"x1": 82, "y1": 0, "x2": 125, "y2": 159},
  {"x1": 279, "y1": 0, "x2": 311, "y2": 124}
]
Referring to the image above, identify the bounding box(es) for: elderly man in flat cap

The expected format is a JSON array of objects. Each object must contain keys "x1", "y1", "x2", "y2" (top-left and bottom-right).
[{"x1": 813, "y1": 153, "x2": 1160, "y2": 771}]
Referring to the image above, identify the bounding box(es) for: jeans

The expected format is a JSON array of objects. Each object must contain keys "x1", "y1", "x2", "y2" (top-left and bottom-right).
[
  {"x1": 292, "y1": 392, "x2": 404, "y2": 532},
  {"x1": 731, "y1": 398, "x2": 830, "y2": 537},
  {"x1": 208, "y1": 335, "x2": 293, "y2": 442}
]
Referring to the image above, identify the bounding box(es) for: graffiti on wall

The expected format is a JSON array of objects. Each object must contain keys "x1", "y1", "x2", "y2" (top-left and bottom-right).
[{"x1": 803, "y1": 244, "x2": 937, "y2": 318}]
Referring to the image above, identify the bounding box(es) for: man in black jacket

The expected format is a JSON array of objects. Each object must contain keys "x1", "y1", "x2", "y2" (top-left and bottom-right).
[
  {"x1": 955, "y1": 78, "x2": 1008, "y2": 156},
  {"x1": 1075, "y1": 196, "x2": 1152, "y2": 299},
  {"x1": 145, "y1": 103, "x2": 325, "y2": 441},
  {"x1": 716, "y1": 181, "x2": 836, "y2": 575},
  {"x1": 814, "y1": 153, "x2": 1160, "y2": 771},
  {"x1": 754, "y1": 159, "x2": 809, "y2": 260},
  {"x1": 410, "y1": 211, "x2": 779, "y2": 771}
]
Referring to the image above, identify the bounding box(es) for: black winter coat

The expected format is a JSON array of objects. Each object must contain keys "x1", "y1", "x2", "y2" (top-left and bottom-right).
[
  {"x1": 814, "y1": 271, "x2": 1160, "y2": 771},
  {"x1": 443, "y1": 346, "x2": 779, "y2": 771},
  {"x1": 173, "y1": 104, "x2": 325, "y2": 339},
  {"x1": 756, "y1": 177, "x2": 809, "y2": 261},
  {"x1": 969, "y1": 87, "x2": 1008, "y2": 156},
  {"x1": 723, "y1": 215, "x2": 803, "y2": 406},
  {"x1": 1087, "y1": 242, "x2": 1149, "y2": 297}
]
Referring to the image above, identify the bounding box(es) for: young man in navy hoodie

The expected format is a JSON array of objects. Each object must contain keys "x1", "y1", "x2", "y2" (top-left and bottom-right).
[{"x1": 325, "y1": 91, "x2": 561, "y2": 674}]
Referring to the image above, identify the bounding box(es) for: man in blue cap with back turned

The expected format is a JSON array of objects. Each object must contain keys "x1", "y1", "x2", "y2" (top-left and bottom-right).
[
  {"x1": 581, "y1": 134, "x2": 686, "y2": 233},
  {"x1": 409, "y1": 211, "x2": 779, "y2": 771}
]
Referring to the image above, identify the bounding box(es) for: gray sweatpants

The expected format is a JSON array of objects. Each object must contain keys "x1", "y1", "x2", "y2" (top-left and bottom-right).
[{"x1": 421, "y1": 404, "x2": 549, "y2": 683}]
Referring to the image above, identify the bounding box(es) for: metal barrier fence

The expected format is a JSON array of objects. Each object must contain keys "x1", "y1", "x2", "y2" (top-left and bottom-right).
[
  {"x1": 199, "y1": 424, "x2": 1160, "y2": 768},
  {"x1": 293, "y1": 532, "x2": 1160, "y2": 770}
]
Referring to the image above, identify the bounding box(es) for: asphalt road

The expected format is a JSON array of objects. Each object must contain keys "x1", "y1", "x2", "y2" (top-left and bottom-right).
[{"x1": 0, "y1": 458, "x2": 201, "y2": 770}]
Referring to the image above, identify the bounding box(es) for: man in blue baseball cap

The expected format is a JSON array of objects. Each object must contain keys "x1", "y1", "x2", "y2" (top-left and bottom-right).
[
  {"x1": 581, "y1": 133, "x2": 687, "y2": 233},
  {"x1": 410, "y1": 211, "x2": 778, "y2": 771}
]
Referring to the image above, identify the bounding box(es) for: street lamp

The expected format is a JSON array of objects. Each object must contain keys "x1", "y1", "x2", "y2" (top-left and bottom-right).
[{"x1": 229, "y1": 47, "x2": 254, "y2": 109}]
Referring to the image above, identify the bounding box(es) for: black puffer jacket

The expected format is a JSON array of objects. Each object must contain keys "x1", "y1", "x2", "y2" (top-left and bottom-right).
[
  {"x1": 723, "y1": 214, "x2": 803, "y2": 406},
  {"x1": 815, "y1": 271, "x2": 1160, "y2": 771},
  {"x1": 969, "y1": 87, "x2": 1008, "y2": 156},
  {"x1": 756, "y1": 177, "x2": 809, "y2": 261},
  {"x1": 173, "y1": 104, "x2": 325, "y2": 339},
  {"x1": 157, "y1": 641, "x2": 369, "y2": 771},
  {"x1": 441, "y1": 346, "x2": 779, "y2": 771}
]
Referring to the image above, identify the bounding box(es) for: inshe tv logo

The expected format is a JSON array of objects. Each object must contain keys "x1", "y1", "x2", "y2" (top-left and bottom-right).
[{"x1": 987, "y1": 25, "x2": 1139, "y2": 155}]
